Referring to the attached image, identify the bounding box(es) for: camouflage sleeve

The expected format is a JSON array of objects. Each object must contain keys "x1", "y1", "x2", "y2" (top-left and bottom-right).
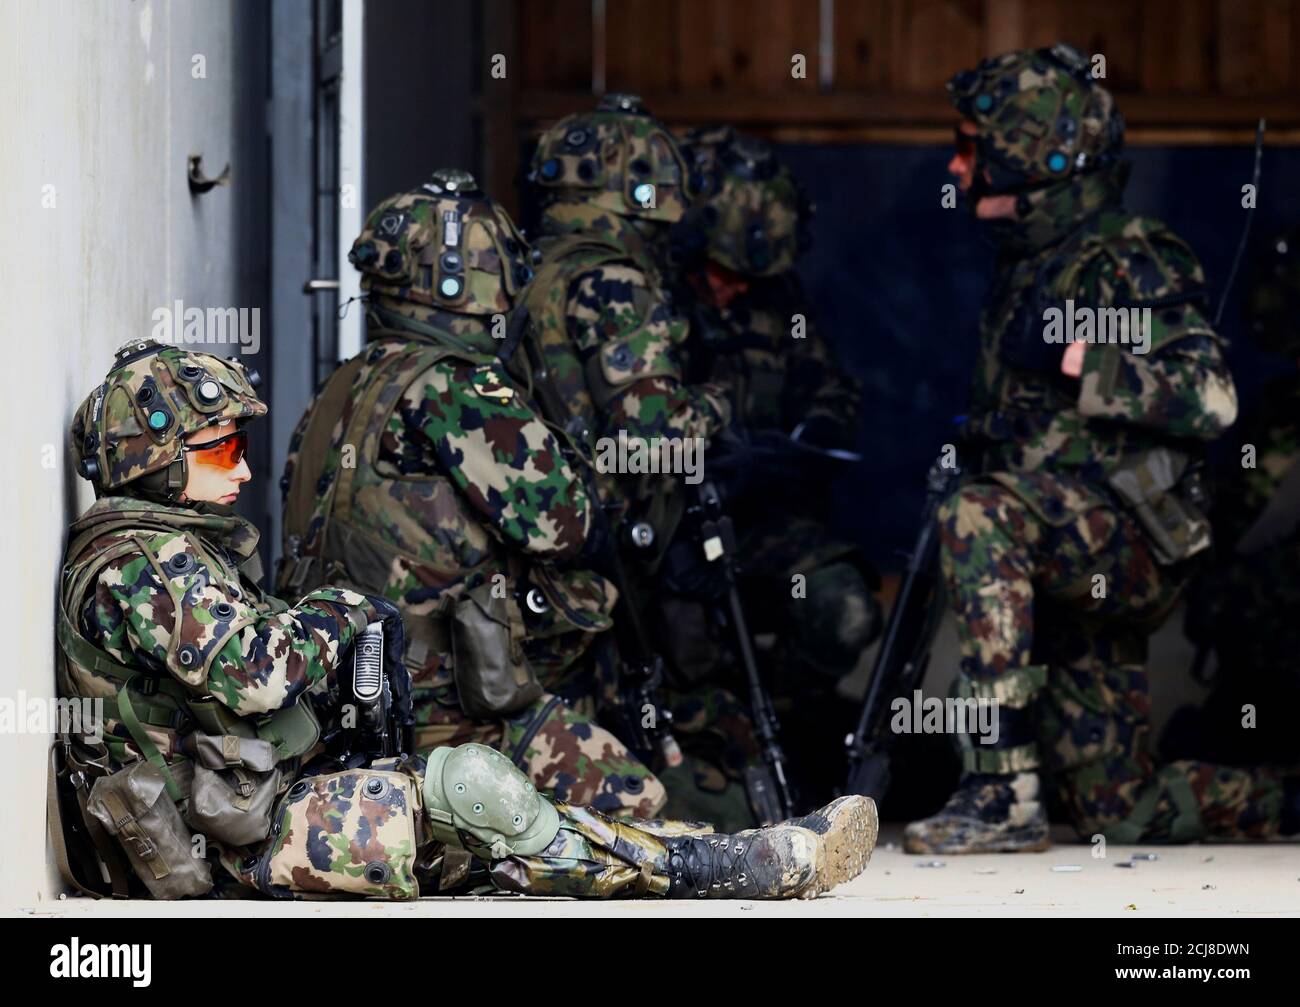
[
  {"x1": 568, "y1": 263, "x2": 731, "y2": 441},
  {"x1": 397, "y1": 358, "x2": 592, "y2": 558},
  {"x1": 1074, "y1": 233, "x2": 1238, "y2": 440},
  {"x1": 779, "y1": 276, "x2": 862, "y2": 436},
  {"x1": 90, "y1": 532, "x2": 375, "y2": 716}
]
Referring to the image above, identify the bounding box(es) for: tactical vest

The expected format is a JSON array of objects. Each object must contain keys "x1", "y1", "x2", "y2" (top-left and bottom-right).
[
  {"x1": 968, "y1": 215, "x2": 1216, "y2": 565},
  {"x1": 522, "y1": 232, "x2": 631, "y2": 454},
  {"x1": 524, "y1": 232, "x2": 687, "y2": 550},
  {"x1": 280, "y1": 331, "x2": 500, "y2": 682},
  {"x1": 56, "y1": 499, "x2": 318, "y2": 802}
]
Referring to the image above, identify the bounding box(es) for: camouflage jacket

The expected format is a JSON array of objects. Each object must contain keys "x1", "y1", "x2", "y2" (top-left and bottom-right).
[
  {"x1": 57, "y1": 496, "x2": 377, "y2": 767},
  {"x1": 529, "y1": 201, "x2": 732, "y2": 461},
  {"x1": 968, "y1": 171, "x2": 1237, "y2": 523},
  {"x1": 278, "y1": 330, "x2": 616, "y2": 690},
  {"x1": 672, "y1": 267, "x2": 861, "y2": 444}
]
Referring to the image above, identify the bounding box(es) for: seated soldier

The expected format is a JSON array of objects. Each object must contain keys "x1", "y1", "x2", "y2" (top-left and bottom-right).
[{"x1": 52, "y1": 337, "x2": 878, "y2": 901}]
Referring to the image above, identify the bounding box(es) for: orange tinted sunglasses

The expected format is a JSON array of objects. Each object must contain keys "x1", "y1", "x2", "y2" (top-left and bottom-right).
[
  {"x1": 953, "y1": 126, "x2": 977, "y2": 158},
  {"x1": 185, "y1": 429, "x2": 248, "y2": 470}
]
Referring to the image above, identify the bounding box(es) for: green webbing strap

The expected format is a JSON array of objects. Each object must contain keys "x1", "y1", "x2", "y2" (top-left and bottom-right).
[
  {"x1": 1106, "y1": 770, "x2": 1204, "y2": 844},
  {"x1": 116, "y1": 679, "x2": 184, "y2": 803},
  {"x1": 369, "y1": 307, "x2": 492, "y2": 358},
  {"x1": 1165, "y1": 771, "x2": 1205, "y2": 842}
]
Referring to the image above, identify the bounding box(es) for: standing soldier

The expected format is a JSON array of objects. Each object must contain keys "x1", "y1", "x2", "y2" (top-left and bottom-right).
[
  {"x1": 278, "y1": 170, "x2": 666, "y2": 819},
  {"x1": 906, "y1": 45, "x2": 1300, "y2": 854},
  {"x1": 664, "y1": 126, "x2": 880, "y2": 800},
  {"x1": 54, "y1": 337, "x2": 879, "y2": 901},
  {"x1": 523, "y1": 96, "x2": 766, "y2": 827}
]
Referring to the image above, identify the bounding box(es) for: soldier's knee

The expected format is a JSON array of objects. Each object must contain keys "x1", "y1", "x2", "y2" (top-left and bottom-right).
[
  {"x1": 939, "y1": 482, "x2": 1025, "y2": 540},
  {"x1": 423, "y1": 743, "x2": 561, "y2": 859},
  {"x1": 790, "y1": 561, "x2": 880, "y2": 674}
]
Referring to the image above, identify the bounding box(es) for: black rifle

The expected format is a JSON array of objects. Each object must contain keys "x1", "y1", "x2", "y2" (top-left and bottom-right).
[
  {"x1": 667, "y1": 476, "x2": 795, "y2": 824},
  {"x1": 843, "y1": 450, "x2": 963, "y2": 802},
  {"x1": 517, "y1": 316, "x2": 681, "y2": 771},
  {"x1": 318, "y1": 622, "x2": 416, "y2": 767}
]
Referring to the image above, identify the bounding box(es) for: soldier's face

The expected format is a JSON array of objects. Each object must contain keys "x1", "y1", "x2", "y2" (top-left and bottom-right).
[
  {"x1": 181, "y1": 420, "x2": 251, "y2": 505},
  {"x1": 949, "y1": 121, "x2": 1018, "y2": 220},
  {"x1": 948, "y1": 122, "x2": 979, "y2": 192}
]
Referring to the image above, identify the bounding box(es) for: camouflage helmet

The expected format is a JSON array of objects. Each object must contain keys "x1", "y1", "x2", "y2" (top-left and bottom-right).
[
  {"x1": 1245, "y1": 227, "x2": 1300, "y2": 358},
  {"x1": 680, "y1": 125, "x2": 810, "y2": 276},
  {"x1": 529, "y1": 94, "x2": 695, "y2": 224},
  {"x1": 72, "y1": 338, "x2": 265, "y2": 499},
  {"x1": 349, "y1": 169, "x2": 536, "y2": 324},
  {"x1": 947, "y1": 43, "x2": 1123, "y2": 195}
]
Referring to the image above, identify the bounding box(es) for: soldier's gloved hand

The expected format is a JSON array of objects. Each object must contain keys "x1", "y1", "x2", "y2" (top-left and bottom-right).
[{"x1": 362, "y1": 594, "x2": 408, "y2": 671}]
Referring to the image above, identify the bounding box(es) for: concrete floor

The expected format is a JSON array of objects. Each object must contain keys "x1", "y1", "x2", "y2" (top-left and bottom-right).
[{"x1": 13, "y1": 826, "x2": 1298, "y2": 918}]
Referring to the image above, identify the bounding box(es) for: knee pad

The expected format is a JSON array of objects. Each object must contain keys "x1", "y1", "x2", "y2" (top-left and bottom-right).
[
  {"x1": 790, "y1": 562, "x2": 880, "y2": 674},
  {"x1": 422, "y1": 743, "x2": 560, "y2": 859}
]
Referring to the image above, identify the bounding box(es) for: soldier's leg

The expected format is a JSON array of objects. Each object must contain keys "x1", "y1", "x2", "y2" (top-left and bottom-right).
[
  {"x1": 905, "y1": 481, "x2": 1174, "y2": 853},
  {"x1": 1042, "y1": 623, "x2": 1299, "y2": 842},
  {"x1": 783, "y1": 560, "x2": 880, "y2": 678},
  {"x1": 500, "y1": 692, "x2": 667, "y2": 820},
  {"x1": 904, "y1": 482, "x2": 1051, "y2": 854},
  {"x1": 422, "y1": 743, "x2": 879, "y2": 899}
]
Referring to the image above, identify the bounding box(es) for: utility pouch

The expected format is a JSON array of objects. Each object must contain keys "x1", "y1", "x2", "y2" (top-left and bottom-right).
[
  {"x1": 248, "y1": 768, "x2": 421, "y2": 900},
  {"x1": 451, "y1": 581, "x2": 541, "y2": 719},
  {"x1": 87, "y1": 761, "x2": 213, "y2": 899},
  {"x1": 185, "y1": 734, "x2": 282, "y2": 846},
  {"x1": 1106, "y1": 448, "x2": 1211, "y2": 566},
  {"x1": 255, "y1": 699, "x2": 322, "y2": 760}
]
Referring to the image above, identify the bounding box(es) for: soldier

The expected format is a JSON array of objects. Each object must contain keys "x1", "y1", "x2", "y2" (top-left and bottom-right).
[
  {"x1": 905, "y1": 44, "x2": 1300, "y2": 854},
  {"x1": 53, "y1": 337, "x2": 879, "y2": 901},
  {"x1": 662, "y1": 126, "x2": 880, "y2": 801},
  {"x1": 278, "y1": 170, "x2": 665, "y2": 820},
  {"x1": 1170, "y1": 227, "x2": 1300, "y2": 766},
  {"x1": 524, "y1": 96, "x2": 768, "y2": 827}
]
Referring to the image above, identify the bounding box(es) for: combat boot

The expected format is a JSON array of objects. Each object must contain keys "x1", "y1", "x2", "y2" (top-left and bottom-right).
[
  {"x1": 664, "y1": 794, "x2": 878, "y2": 898},
  {"x1": 903, "y1": 772, "x2": 1048, "y2": 854}
]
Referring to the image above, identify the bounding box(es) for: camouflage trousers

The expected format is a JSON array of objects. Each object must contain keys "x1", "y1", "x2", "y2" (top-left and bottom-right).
[
  {"x1": 491, "y1": 803, "x2": 712, "y2": 898},
  {"x1": 940, "y1": 476, "x2": 1290, "y2": 842},
  {"x1": 409, "y1": 632, "x2": 666, "y2": 820}
]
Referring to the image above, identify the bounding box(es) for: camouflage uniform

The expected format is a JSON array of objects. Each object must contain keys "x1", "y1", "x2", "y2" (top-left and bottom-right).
[
  {"x1": 54, "y1": 338, "x2": 880, "y2": 901},
  {"x1": 1171, "y1": 229, "x2": 1300, "y2": 766},
  {"x1": 278, "y1": 172, "x2": 665, "y2": 819},
  {"x1": 656, "y1": 127, "x2": 879, "y2": 802},
  {"x1": 526, "y1": 97, "x2": 774, "y2": 828},
  {"x1": 905, "y1": 46, "x2": 1300, "y2": 854}
]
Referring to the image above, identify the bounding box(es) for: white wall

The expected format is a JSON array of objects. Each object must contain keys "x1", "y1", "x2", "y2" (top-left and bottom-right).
[{"x1": 0, "y1": 0, "x2": 261, "y2": 911}]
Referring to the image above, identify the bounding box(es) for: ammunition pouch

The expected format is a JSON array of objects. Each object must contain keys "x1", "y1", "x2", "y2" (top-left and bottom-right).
[
  {"x1": 1106, "y1": 448, "x2": 1211, "y2": 566},
  {"x1": 185, "y1": 734, "x2": 282, "y2": 846},
  {"x1": 451, "y1": 581, "x2": 541, "y2": 719},
  {"x1": 47, "y1": 739, "x2": 134, "y2": 898},
  {"x1": 245, "y1": 767, "x2": 422, "y2": 900},
  {"x1": 86, "y1": 760, "x2": 213, "y2": 899}
]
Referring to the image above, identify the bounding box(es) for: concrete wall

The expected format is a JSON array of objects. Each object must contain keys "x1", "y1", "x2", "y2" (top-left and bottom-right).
[{"x1": 0, "y1": 0, "x2": 268, "y2": 911}]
